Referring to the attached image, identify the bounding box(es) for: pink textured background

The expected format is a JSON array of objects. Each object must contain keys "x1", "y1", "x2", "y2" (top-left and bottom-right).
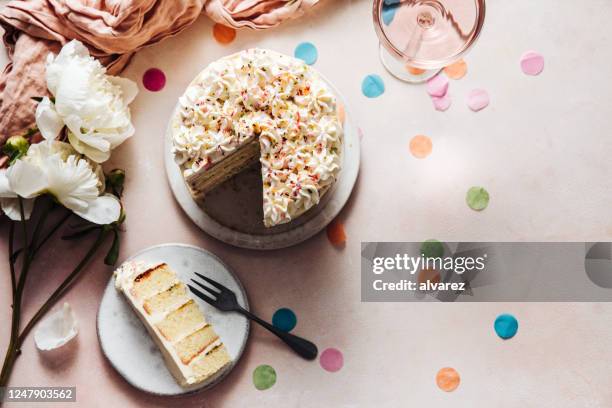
[{"x1": 2, "y1": 1, "x2": 612, "y2": 407}]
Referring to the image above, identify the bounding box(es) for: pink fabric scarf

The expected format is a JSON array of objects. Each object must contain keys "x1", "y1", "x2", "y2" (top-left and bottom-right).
[{"x1": 0, "y1": 0, "x2": 320, "y2": 142}]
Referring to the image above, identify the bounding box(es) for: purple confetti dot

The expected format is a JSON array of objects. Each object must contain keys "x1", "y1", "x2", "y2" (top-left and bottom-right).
[{"x1": 143, "y1": 68, "x2": 166, "y2": 92}]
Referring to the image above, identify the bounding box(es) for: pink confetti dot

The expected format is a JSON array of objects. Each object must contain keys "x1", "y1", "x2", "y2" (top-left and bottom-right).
[
  {"x1": 432, "y1": 94, "x2": 451, "y2": 111},
  {"x1": 426, "y1": 74, "x2": 449, "y2": 97},
  {"x1": 520, "y1": 51, "x2": 544, "y2": 76},
  {"x1": 142, "y1": 68, "x2": 166, "y2": 92},
  {"x1": 466, "y1": 89, "x2": 489, "y2": 112},
  {"x1": 320, "y1": 348, "x2": 343, "y2": 372}
]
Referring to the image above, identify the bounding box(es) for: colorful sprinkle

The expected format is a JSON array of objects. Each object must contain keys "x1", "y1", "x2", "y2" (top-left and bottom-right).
[
  {"x1": 520, "y1": 51, "x2": 544, "y2": 76},
  {"x1": 320, "y1": 348, "x2": 343, "y2": 372},
  {"x1": 409, "y1": 135, "x2": 432, "y2": 159},
  {"x1": 443, "y1": 59, "x2": 467, "y2": 80},
  {"x1": 272, "y1": 308, "x2": 297, "y2": 332},
  {"x1": 466, "y1": 89, "x2": 489, "y2": 112},
  {"x1": 294, "y1": 42, "x2": 318, "y2": 65},
  {"x1": 406, "y1": 65, "x2": 426, "y2": 75},
  {"x1": 361, "y1": 74, "x2": 385, "y2": 98},
  {"x1": 466, "y1": 186, "x2": 490, "y2": 211},
  {"x1": 327, "y1": 219, "x2": 347, "y2": 247},
  {"x1": 494, "y1": 314, "x2": 519, "y2": 339},
  {"x1": 213, "y1": 23, "x2": 236, "y2": 45},
  {"x1": 432, "y1": 94, "x2": 451, "y2": 111},
  {"x1": 142, "y1": 68, "x2": 166, "y2": 92},
  {"x1": 421, "y1": 239, "x2": 444, "y2": 258},
  {"x1": 253, "y1": 365, "x2": 277, "y2": 390},
  {"x1": 436, "y1": 367, "x2": 460, "y2": 392},
  {"x1": 426, "y1": 74, "x2": 449, "y2": 97}
]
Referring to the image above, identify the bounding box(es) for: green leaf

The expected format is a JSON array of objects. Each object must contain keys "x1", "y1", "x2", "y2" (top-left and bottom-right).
[{"x1": 104, "y1": 229, "x2": 120, "y2": 265}]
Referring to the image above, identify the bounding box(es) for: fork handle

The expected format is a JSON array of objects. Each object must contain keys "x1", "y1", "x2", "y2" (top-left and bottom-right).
[{"x1": 237, "y1": 307, "x2": 318, "y2": 360}]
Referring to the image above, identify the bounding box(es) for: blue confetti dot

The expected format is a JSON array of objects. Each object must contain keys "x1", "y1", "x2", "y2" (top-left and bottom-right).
[
  {"x1": 294, "y1": 42, "x2": 318, "y2": 65},
  {"x1": 362, "y1": 74, "x2": 385, "y2": 98},
  {"x1": 382, "y1": 2, "x2": 400, "y2": 25},
  {"x1": 272, "y1": 308, "x2": 297, "y2": 332},
  {"x1": 494, "y1": 314, "x2": 518, "y2": 340}
]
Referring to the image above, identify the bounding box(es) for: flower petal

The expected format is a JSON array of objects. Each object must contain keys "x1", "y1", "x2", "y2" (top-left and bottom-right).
[
  {"x1": 109, "y1": 76, "x2": 139, "y2": 105},
  {"x1": 7, "y1": 160, "x2": 47, "y2": 198},
  {"x1": 35, "y1": 97, "x2": 64, "y2": 140},
  {"x1": 67, "y1": 131, "x2": 111, "y2": 163},
  {"x1": 1, "y1": 197, "x2": 35, "y2": 221},
  {"x1": 34, "y1": 302, "x2": 78, "y2": 351},
  {"x1": 72, "y1": 193, "x2": 120, "y2": 225},
  {"x1": 0, "y1": 169, "x2": 17, "y2": 198}
]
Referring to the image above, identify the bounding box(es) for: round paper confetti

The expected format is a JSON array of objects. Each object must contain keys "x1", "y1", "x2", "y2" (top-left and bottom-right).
[
  {"x1": 142, "y1": 68, "x2": 166, "y2": 92},
  {"x1": 520, "y1": 51, "x2": 544, "y2": 76},
  {"x1": 320, "y1": 348, "x2": 343, "y2": 372},
  {"x1": 443, "y1": 59, "x2": 467, "y2": 80},
  {"x1": 409, "y1": 135, "x2": 432, "y2": 159},
  {"x1": 406, "y1": 65, "x2": 426, "y2": 75},
  {"x1": 382, "y1": 3, "x2": 399, "y2": 25},
  {"x1": 253, "y1": 365, "x2": 277, "y2": 390},
  {"x1": 432, "y1": 94, "x2": 451, "y2": 111},
  {"x1": 362, "y1": 74, "x2": 385, "y2": 98},
  {"x1": 436, "y1": 367, "x2": 460, "y2": 392},
  {"x1": 272, "y1": 308, "x2": 297, "y2": 332},
  {"x1": 294, "y1": 42, "x2": 318, "y2": 65},
  {"x1": 466, "y1": 186, "x2": 490, "y2": 211},
  {"x1": 466, "y1": 89, "x2": 489, "y2": 112},
  {"x1": 327, "y1": 219, "x2": 347, "y2": 247},
  {"x1": 426, "y1": 74, "x2": 449, "y2": 97},
  {"x1": 417, "y1": 268, "x2": 441, "y2": 285},
  {"x1": 494, "y1": 314, "x2": 519, "y2": 340},
  {"x1": 421, "y1": 239, "x2": 444, "y2": 258},
  {"x1": 213, "y1": 23, "x2": 236, "y2": 44}
]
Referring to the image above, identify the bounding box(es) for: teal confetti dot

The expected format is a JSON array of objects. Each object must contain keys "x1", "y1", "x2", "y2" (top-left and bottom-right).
[
  {"x1": 362, "y1": 74, "x2": 385, "y2": 98},
  {"x1": 272, "y1": 308, "x2": 297, "y2": 332},
  {"x1": 494, "y1": 314, "x2": 518, "y2": 339},
  {"x1": 294, "y1": 42, "x2": 318, "y2": 65},
  {"x1": 421, "y1": 239, "x2": 444, "y2": 258},
  {"x1": 253, "y1": 365, "x2": 277, "y2": 390}
]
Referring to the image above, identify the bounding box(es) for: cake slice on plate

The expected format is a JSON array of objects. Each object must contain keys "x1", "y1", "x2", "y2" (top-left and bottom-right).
[{"x1": 114, "y1": 261, "x2": 231, "y2": 387}]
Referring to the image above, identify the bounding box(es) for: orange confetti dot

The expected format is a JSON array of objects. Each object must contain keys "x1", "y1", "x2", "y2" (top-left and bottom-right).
[
  {"x1": 326, "y1": 219, "x2": 346, "y2": 247},
  {"x1": 337, "y1": 102, "x2": 346, "y2": 125},
  {"x1": 436, "y1": 367, "x2": 460, "y2": 392},
  {"x1": 406, "y1": 65, "x2": 426, "y2": 75},
  {"x1": 213, "y1": 24, "x2": 236, "y2": 45},
  {"x1": 409, "y1": 135, "x2": 432, "y2": 159},
  {"x1": 417, "y1": 268, "x2": 440, "y2": 285},
  {"x1": 443, "y1": 59, "x2": 467, "y2": 80}
]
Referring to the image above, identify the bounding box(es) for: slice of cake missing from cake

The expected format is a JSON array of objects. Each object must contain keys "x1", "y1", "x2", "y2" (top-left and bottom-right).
[{"x1": 115, "y1": 261, "x2": 232, "y2": 388}]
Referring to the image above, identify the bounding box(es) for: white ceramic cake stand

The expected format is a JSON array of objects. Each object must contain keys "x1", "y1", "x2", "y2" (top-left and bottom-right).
[
  {"x1": 97, "y1": 244, "x2": 249, "y2": 396},
  {"x1": 164, "y1": 76, "x2": 361, "y2": 250}
]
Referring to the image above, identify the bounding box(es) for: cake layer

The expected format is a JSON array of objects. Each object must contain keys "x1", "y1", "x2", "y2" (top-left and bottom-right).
[
  {"x1": 175, "y1": 324, "x2": 218, "y2": 364},
  {"x1": 190, "y1": 345, "x2": 232, "y2": 380},
  {"x1": 143, "y1": 283, "x2": 189, "y2": 315},
  {"x1": 156, "y1": 299, "x2": 206, "y2": 342},
  {"x1": 132, "y1": 264, "x2": 176, "y2": 300}
]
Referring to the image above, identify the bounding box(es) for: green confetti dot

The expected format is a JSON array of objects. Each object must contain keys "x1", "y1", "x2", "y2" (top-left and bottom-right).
[
  {"x1": 253, "y1": 365, "x2": 276, "y2": 390},
  {"x1": 466, "y1": 186, "x2": 490, "y2": 211},
  {"x1": 421, "y1": 239, "x2": 444, "y2": 258}
]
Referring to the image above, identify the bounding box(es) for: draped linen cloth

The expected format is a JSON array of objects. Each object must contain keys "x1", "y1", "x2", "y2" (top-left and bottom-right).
[{"x1": 0, "y1": 0, "x2": 320, "y2": 142}]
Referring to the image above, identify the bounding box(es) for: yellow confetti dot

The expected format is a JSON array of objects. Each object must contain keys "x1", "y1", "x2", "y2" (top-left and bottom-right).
[
  {"x1": 213, "y1": 23, "x2": 236, "y2": 45},
  {"x1": 409, "y1": 135, "x2": 432, "y2": 159},
  {"x1": 443, "y1": 59, "x2": 467, "y2": 80},
  {"x1": 436, "y1": 367, "x2": 460, "y2": 392}
]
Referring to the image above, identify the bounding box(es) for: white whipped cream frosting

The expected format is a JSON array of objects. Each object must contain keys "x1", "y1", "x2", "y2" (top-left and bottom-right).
[{"x1": 172, "y1": 48, "x2": 343, "y2": 227}]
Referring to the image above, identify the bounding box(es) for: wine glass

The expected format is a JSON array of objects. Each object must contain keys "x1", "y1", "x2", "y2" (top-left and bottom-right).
[{"x1": 373, "y1": 0, "x2": 486, "y2": 83}]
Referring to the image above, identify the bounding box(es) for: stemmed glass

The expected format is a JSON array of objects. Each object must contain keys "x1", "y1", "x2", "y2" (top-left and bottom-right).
[{"x1": 373, "y1": 0, "x2": 486, "y2": 83}]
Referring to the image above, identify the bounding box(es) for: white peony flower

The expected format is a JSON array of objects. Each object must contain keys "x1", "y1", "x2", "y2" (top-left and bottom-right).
[
  {"x1": 34, "y1": 40, "x2": 138, "y2": 163},
  {"x1": 0, "y1": 169, "x2": 35, "y2": 221},
  {"x1": 4, "y1": 141, "x2": 121, "y2": 225}
]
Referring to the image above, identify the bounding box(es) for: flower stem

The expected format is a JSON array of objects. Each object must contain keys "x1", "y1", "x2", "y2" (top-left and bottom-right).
[{"x1": 8, "y1": 223, "x2": 16, "y2": 301}]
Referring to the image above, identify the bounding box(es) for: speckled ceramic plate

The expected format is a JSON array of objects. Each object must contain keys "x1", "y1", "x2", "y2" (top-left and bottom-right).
[
  {"x1": 164, "y1": 71, "x2": 360, "y2": 250},
  {"x1": 97, "y1": 244, "x2": 249, "y2": 396}
]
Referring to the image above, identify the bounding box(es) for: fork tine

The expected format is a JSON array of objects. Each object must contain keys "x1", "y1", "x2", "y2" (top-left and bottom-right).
[
  {"x1": 194, "y1": 272, "x2": 227, "y2": 292},
  {"x1": 187, "y1": 284, "x2": 217, "y2": 306}
]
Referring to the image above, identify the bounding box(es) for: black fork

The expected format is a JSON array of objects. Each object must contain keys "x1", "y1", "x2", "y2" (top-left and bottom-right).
[{"x1": 188, "y1": 272, "x2": 318, "y2": 360}]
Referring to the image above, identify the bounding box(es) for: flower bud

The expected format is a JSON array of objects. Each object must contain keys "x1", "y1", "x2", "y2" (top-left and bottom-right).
[
  {"x1": 3, "y1": 135, "x2": 30, "y2": 163},
  {"x1": 106, "y1": 168, "x2": 125, "y2": 197}
]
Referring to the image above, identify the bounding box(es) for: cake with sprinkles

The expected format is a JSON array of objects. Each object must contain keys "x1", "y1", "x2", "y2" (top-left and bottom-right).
[
  {"x1": 171, "y1": 48, "x2": 343, "y2": 227},
  {"x1": 114, "y1": 261, "x2": 231, "y2": 388}
]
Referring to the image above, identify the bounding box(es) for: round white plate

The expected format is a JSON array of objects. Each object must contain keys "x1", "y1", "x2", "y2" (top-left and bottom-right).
[
  {"x1": 164, "y1": 73, "x2": 360, "y2": 250},
  {"x1": 97, "y1": 244, "x2": 249, "y2": 396}
]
